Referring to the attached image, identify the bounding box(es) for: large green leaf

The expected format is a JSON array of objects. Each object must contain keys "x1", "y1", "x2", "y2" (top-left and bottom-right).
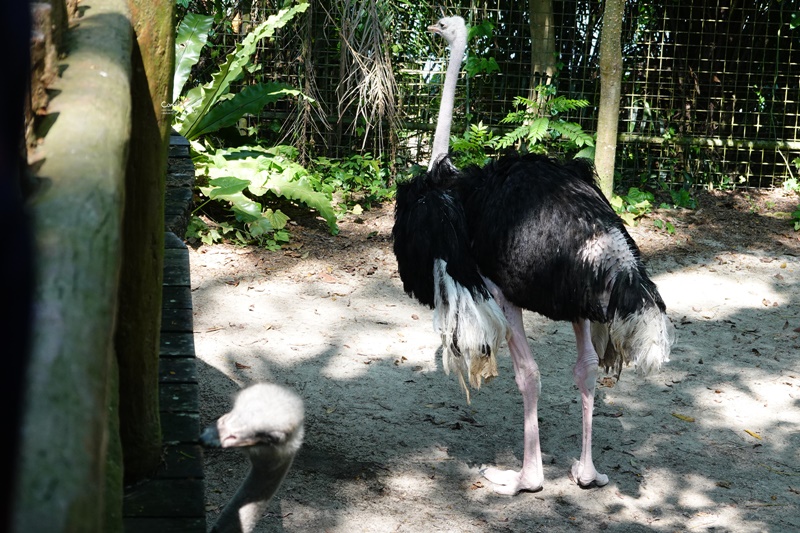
[
  {"x1": 264, "y1": 209, "x2": 290, "y2": 230},
  {"x1": 187, "y1": 83, "x2": 300, "y2": 139},
  {"x1": 195, "y1": 145, "x2": 339, "y2": 234},
  {"x1": 198, "y1": 185, "x2": 263, "y2": 223},
  {"x1": 229, "y1": 196, "x2": 264, "y2": 222},
  {"x1": 266, "y1": 171, "x2": 338, "y2": 234},
  {"x1": 173, "y1": 13, "x2": 213, "y2": 102},
  {"x1": 206, "y1": 176, "x2": 249, "y2": 197},
  {"x1": 176, "y1": 1, "x2": 309, "y2": 139},
  {"x1": 248, "y1": 217, "x2": 274, "y2": 237}
]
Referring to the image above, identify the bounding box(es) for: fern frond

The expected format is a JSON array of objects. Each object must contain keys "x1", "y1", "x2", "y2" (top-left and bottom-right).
[
  {"x1": 548, "y1": 96, "x2": 590, "y2": 113},
  {"x1": 549, "y1": 121, "x2": 595, "y2": 147}
]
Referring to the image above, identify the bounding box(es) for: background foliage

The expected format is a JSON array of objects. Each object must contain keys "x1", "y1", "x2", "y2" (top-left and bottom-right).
[{"x1": 174, "y1": 0, "x2": 800, "y2": 245}]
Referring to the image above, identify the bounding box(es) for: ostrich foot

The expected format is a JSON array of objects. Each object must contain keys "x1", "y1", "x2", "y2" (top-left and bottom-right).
[
  {"x1": 481, "y1": 466, "x2": 543, "y2": 495},
  {"x1": 569, "y1": 460, "x2": 609, "y2": 488}
]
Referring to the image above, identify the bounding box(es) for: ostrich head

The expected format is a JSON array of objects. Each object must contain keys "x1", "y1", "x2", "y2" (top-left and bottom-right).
[
  {"x1": 427, "y1": 16, "x2": 467, "y2": 48},
  {"x1": 202, "y1": 383, "x2": 304, "y2": 456},
  {"x1": 202, "y1": 383, "x2": 304, "y2": 533},
  {"x1": 427, "y1": 15, "x2": 468, "y2": 169}
]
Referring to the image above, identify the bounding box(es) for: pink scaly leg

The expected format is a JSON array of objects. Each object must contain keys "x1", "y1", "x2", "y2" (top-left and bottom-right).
[
  {"x1": 569, "y1": 319, "x2": 609, "y2": 487},
  {"x1": 480, "y1": 280, "x2": 544, "y2": 494}
]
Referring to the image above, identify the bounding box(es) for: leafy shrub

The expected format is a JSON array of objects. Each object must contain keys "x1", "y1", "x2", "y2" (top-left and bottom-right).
[
  {"x1": 308, "y1": 154, "x2": 395, "y2": 213},
  {"x1": 783, "y1": 176, "x2": 800, "y2": 193},
  {"x1": 172, "y1": 2, "x2": 338, "y2": 248},
  {"x1": 450, "y1": 122, "x2": 496, "y2": 167},
  {"x1": 189, "y1": 144, "x2": 338, "y2": 246},
  {"x1": 493, "y1": 92, "x2": 595, "y2": 158},
  {"x1": 610, "y1": 187, "x2": 654, "y2": 226},
  {"x1": 667, "y1": 188, "x2": 697, "y2": 209},
  {"x1": 172, "y1": 3, "x2": 310, "y2": 141},
  {"x1": 448, "y1": 88, "x2": 595, "y2": 169}
]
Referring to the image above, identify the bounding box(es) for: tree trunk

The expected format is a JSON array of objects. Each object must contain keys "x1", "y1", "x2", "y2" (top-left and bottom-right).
[
  {"x1": 595, "y1": 0, "x2": 624, "y2": 199},
  {"x1": 528, "y1": 0, "x2": 556, "y2": 110}
]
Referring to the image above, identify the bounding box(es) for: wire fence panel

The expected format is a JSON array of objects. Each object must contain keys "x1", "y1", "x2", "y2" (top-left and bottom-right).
[
  {"x1": 186, "y1": 0, "x2": 800, "y2": 189},
  {"x1": 616, "y1": 0, "x2": 800, "y2": 189}
]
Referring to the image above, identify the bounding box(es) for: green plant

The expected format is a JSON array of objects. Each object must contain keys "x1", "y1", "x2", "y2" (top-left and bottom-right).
[
  {"x1": 492, "y1": 93, "x2": 595, "y2": 157},
  {"x1": 448, "y1": 87, "x2": 594, "y2": 167},
  {"x1": 309, "y1": 154, "x2": 395, "y2": 213},
  {"x1": 172, "y1": 1, "x2": 339, "y2": 249},
  {"x1": 172, "y1": 12, "x2": 213, "y2": 103},
  {"x1": 783, "y1": 176, "x2": 800, "y2": 193},
  {"x1": 172, "y1": 1, "x2": 310, "y2": 141},
  {"x1": 186, "y1": 215, "x2": 291, "y2": 250},
  {"x1": 667, "y1": 188, "x2": 697, "y2": 209},
  {"x1": 653, "y1": 218, "x2": 676, "y2": 235},
  {"x1": 190, "y1": 144, "x2": 338, "y2": 247},
  {"x1": 792, "y1": 205, "x2": 800, "y2": 231},
  {"x1": 450, "y1": 122, "x2": 495, "y2": 167},
  {"x1": 464, "y1": 20, "x2": 500, "y2": 78},
  {"x1": 610, "y1": 187, "x2": 654, "y2": 226}
]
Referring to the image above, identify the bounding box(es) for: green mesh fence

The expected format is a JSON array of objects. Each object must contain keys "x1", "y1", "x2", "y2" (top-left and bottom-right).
[{"x1": 185, "y1": 0, "x2": 800, "y2": 189}]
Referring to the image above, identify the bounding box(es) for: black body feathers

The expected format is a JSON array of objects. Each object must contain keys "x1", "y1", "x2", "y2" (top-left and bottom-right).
[
  {"x1": 393, "y1": 152, "x2": 666, "y2": 325},
  {"x1": 393, "y1": 161, "x2": 491, "y2": 308}
]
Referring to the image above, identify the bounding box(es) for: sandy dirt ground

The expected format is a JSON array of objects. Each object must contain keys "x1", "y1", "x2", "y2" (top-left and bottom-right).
[{"x1": 189, "y1": 188, "x2": 800, "y2": 532}]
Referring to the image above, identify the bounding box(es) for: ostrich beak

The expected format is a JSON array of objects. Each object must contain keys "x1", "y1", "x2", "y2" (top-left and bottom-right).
[
  {"x1": 428, "y1": 24, "x2": 441, "y2": 35},
  {"x1": 200, "y1": 424, "x2": 222, "y2": 448}
]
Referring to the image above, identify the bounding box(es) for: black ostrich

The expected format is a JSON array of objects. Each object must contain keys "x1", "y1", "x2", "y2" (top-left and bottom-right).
[{"x1": 392, "y1": 16, "x2": 674, "y2": 495}]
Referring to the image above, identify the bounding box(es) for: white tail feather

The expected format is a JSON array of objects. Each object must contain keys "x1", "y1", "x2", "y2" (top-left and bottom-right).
[
  {"x1": 433, "y1": 260, "x2": 508, "y2": 401},
  {"x1": 593, "y1": 305, "x2": 674, "y2": 377}
]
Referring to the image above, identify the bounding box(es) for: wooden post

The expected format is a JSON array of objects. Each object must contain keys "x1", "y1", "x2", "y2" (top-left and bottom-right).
[
  {"x1": 13, "y1": 0, "x2": 133, "y2": 529},
  {"x1": 116, "y1": 0, "x2": 175, "y2": 482}
]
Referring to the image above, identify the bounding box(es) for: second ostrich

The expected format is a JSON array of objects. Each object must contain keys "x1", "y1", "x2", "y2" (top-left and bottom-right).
[
  {"x1": 201, "y1": 383, "x2": 304, "y2": 533},
  {"x1": 393, "y1": 16, "x2": 674, "y2": 494}
]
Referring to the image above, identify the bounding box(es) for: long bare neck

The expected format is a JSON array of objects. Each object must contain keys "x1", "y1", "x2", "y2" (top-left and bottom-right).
[
  {"x1": 428, "y1": 33, "x2": 467, "y2": 169},
  {"x1": 211, "y1": 451, "x2": 296, "y2": 533}
]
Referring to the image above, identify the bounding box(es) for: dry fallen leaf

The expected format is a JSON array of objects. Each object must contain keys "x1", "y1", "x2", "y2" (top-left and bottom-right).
[
  {"x1": 744, "y1": 429, "x2": 763, "y2": 440},
  {"x1": 672, "y1": 413, "x2": 695, "y2": 423},
  {"x1": 600, "y1": 376, "x2": 616, "y2": 388},
  {"x1": 318, "y1": 272, "x2": 338, "y2": 283},
  {"x1": 234, "y1": 362, "x2": 250, "y2": 369}
]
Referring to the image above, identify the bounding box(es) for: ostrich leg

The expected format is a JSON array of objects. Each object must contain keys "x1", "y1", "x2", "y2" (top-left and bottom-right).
[
  {"x1": 569, "y1": 319, "x2": 609, "y2": 487},
  {"x1": 480, "y1": 282, "x2": 544, "y2": 495}
]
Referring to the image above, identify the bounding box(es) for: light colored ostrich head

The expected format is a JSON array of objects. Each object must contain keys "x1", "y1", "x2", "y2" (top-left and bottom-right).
[
  {"x1": 427, "y1": 15, "x2": 468, "y2": 170},
  {"x1": 427, "y1": 16, "x2": 467, "y2": 47},
  {"x1": 202, "y1": 383, "x2": 305, "y2": 533}
]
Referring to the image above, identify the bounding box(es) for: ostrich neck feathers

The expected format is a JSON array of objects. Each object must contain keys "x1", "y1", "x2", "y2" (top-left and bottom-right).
[{"x1": 428, "y1": 18, "x2": 467, "y2": 169}]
